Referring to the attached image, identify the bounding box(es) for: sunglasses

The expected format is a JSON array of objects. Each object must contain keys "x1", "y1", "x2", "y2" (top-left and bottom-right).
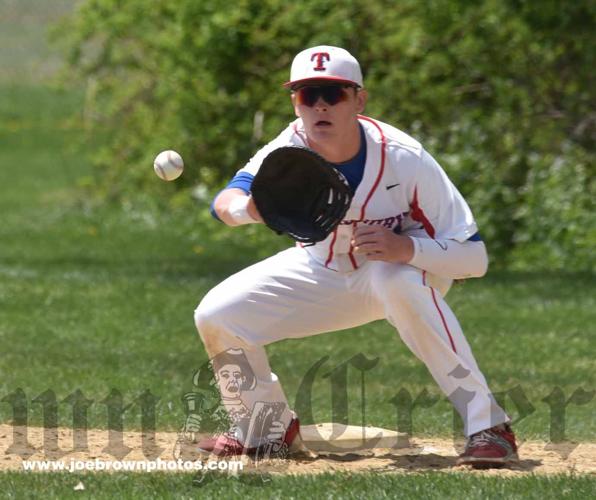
[{"x1": 293, "y1": 84, "x2": 356, "y2": 107}]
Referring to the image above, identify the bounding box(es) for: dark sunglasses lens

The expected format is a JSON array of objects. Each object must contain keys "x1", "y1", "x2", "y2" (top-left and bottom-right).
[
  {"x1": 297, "y1": 86, "x2": 346, "y2": 106},
  {"x1": 320, "y1": 86, "x2": 344, "y2": 105},
  {"x1": 297, "y1": 87, "x2": 319, "y2": 106}
]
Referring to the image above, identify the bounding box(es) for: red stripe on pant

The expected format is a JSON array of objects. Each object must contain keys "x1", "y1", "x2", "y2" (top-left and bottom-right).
[{"x1": 423, "y1": 271, "x2": 457, "y2": 353}]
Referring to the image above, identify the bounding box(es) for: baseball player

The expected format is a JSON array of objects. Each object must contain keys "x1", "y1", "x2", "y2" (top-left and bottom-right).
[{"x1": 194, "y1": 46, "x2": 518, "y2": 467}]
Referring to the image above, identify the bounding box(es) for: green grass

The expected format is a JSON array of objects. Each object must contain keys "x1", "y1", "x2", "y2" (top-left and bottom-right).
[
  {"x1": 1, "y1": 471, "x2": 595, "y2": 499},
  {"x1": 0, "y1": 85, "x2": 595, "y2": 440},
  {"x1": 0, "y1": 84, "x2": 594, "y2": 495}
]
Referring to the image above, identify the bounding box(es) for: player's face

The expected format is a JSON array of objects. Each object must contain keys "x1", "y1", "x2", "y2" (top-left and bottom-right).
[
  {"x1": 291, "y1": 82, "x2": 367, "y2": 142},
  {"x1": 215, "y1": 364, "x2": 246, "y2": 399}
]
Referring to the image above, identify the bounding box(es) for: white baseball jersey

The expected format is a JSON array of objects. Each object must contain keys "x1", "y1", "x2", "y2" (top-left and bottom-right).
[
  {"x1": 195, "y1": 115, "x2": 510, "y2": 446},
  {"x1": 239, "y1": 115, "x2": 478, "y2": 273}
]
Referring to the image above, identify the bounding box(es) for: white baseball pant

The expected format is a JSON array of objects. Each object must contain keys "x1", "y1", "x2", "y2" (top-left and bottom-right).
[{"x1": 194, "y1": 246, "x2": 509, "y2": 446}]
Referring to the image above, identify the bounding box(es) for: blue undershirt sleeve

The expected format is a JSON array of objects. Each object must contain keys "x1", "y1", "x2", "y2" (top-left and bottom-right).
[{"x1": 225, "y1": 172, "x2": 254, "y2": 194}]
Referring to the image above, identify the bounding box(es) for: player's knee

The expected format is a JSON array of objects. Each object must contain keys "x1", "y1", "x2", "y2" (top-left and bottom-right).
[
  {"x1": 193, "y1": 294, "x2": 224, "y2": 335},
  {"x1": 193, "y1": 301, "x2": 232, "y2": 357},
  {"x1": 371, "y1": 263, "x2": 422, "y2": 299},
  {"x1": 193, "y1": 303, "x2": 207, "y2": 333}
]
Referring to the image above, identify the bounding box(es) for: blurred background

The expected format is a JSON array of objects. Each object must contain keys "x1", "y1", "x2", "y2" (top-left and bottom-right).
[
  {"x1": 49, "y1": 0, "x2": 596, "y2": 269},
  {"x1": 3, "y1": 0, "x2": 594, "y2": 269},
  {"x1": 0, "y1": 0, "x2": 594, "y2": 438}
]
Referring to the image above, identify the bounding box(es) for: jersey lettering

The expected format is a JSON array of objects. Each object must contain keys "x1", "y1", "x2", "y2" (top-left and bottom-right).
[{"x1": 340, "y1": 212, "x2": 407, "y2": 232}]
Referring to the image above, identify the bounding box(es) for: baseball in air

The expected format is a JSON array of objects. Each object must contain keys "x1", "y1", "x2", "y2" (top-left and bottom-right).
[{"x1": 153, "y1": 150, "x2": 184, "y2": 181}]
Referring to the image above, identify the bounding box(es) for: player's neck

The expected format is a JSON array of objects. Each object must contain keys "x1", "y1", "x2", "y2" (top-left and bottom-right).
[{"x1": 307, "y1": 121, "x2": 361, "y2": 163}]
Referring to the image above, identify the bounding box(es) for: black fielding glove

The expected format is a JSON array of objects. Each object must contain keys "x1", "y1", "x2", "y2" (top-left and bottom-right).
[{"x1": 251, "y1": 147, "x2": 353, "y2": 245}]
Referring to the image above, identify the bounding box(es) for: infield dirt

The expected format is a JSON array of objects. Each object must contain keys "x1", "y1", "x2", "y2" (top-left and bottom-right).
[{"x1": 2, "y1": 424, "x2": 594, "y2": 476}]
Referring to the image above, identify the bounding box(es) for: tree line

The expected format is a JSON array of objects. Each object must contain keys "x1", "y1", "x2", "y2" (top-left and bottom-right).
[{"x1": 55, "y1": 0, "x2": 595, "y2": 270}]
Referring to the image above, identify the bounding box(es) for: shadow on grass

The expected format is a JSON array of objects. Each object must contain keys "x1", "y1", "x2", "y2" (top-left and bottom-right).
[{"x1": 291, "y1": 452, "x2": 543, "y2": 473}]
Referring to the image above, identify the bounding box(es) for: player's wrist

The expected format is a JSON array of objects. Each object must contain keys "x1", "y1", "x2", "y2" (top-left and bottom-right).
[
  {"x1": 389, "y1": 233, "x2": 415, "y2": 263},
  {"x1": 228, "y1": 195, "x2": 259, "y2": 225},
  {"x1": 407, "y1": 236, "x2": 420, "y2": 263}
]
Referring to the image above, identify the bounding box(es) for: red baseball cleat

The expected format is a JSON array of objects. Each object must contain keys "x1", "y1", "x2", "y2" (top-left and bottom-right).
[
  {"x1": 457, "y1": 423, "x2": 518, "y2": 469},
  {"x1": 198, "y1": 418, "x2": 301, "y2": 458},
  {"x1": 196, "y1": 435, "x2": 219, "y2": 454}
]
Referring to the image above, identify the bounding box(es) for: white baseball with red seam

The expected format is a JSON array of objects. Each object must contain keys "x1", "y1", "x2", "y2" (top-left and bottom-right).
[{"x1": 153, "y1": 150, "x2": 184, "y2": 181}]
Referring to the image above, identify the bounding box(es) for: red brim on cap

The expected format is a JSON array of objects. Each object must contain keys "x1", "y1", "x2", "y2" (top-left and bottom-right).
[{"x1": 283, "y1": 76, "x2": 361, "y2": 88}]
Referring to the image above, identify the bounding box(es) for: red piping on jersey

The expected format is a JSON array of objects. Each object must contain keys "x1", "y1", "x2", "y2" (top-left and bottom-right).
[
  {"x1": 346, "y1": 115, "x2": 387, "y2": 270},
  {"x1": 356, "y1": 116, "x2": 386, "y2": 220},
  {"x1": 324, "y1": 229, "x2": 338, "y2": 268},
  {"x1": 348, "y1": 221, "x2": 358, "y2": 269},
  {"x1": 291, "y1": 123, "x2": 309, "y2": 147},
  {"x1": 410, "y1": 187, "x2": 435, "y2": 238}
]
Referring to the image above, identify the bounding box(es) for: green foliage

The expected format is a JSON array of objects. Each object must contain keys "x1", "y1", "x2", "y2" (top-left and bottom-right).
[{"x1": 53, "y1": 0, "x2": 595, "y2": 270}]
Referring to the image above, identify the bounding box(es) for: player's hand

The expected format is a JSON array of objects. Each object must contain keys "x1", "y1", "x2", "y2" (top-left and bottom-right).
[{"x1": 352, "y1": 226, "x2": 414, "y2": 263}]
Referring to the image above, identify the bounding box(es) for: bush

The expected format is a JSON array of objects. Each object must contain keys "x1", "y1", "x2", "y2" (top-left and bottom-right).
[{"x1": 54, "y1": 0, "x2": 595, "y2": 270}]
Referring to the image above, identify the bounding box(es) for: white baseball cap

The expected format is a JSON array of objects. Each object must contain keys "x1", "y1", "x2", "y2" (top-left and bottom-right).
[{"x1": 284, "y1": 45, "x2": 363, "y2": 88}]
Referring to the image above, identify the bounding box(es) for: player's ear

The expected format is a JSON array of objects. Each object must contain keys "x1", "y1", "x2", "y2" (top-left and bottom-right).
[
  {"x1": 355, "y1": 88, "x2": 368, "y2": 114},
  {"x1": 291, "y1": 92, "x2": 301, "y2": 117}
]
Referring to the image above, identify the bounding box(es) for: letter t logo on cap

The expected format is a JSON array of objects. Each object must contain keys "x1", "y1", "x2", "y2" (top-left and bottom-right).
[{"x1": 311, "y1": 52, "x2": 330, "y2": 71}]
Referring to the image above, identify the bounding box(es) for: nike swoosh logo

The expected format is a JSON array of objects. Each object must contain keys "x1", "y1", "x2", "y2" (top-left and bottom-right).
[
  {"x1": 435, "y1": 241, "x2": 448, "y2": 250},
  {"x1": 386, "y1": 183, "x2": 400, "y2": 190}
]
